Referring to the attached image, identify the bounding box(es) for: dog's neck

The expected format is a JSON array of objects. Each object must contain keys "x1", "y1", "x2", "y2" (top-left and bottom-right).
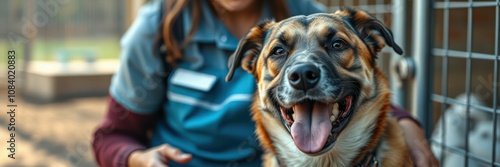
[
  {"x1": 352, "y1": 150, "x2": 379, "y2": 167},
  {"x1": 275, "y1": 150, "x2": 378, "y2": 167}
]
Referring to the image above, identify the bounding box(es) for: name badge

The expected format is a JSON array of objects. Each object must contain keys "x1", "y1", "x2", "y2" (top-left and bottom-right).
[{"x1": 170, "y1": 68, "x2": 217, "y2": 92}]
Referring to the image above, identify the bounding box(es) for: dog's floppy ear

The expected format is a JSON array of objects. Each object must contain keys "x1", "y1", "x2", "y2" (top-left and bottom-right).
[
  {"x1": 226, "y1": 21, "x2": 274, "y2": 82},
  {"x1": 336, "y1": 8, "x2": 403, "y2": 55}
]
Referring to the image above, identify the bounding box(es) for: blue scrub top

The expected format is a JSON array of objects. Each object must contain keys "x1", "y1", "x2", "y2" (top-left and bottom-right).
[{"x1": 110, "y1": 0, "x2": 325, "y2": 166}]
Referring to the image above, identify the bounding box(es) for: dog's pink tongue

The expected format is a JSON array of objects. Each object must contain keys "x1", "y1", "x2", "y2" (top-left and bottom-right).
[{"x1": 291, "y1": 101, "x2": 332, "y2": 153}]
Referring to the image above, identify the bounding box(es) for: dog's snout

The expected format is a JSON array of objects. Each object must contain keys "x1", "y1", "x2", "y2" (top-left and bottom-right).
[{"x1": 288, "y1": 64, "x2": 320, "y2": 91}]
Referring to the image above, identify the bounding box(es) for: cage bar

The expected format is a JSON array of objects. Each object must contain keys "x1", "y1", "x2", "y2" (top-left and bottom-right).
[
  {"x1": 390, "y1": 0, "x2": 408, "y2": 108},
  {"x1": 435, "y1": 1, "x2": 498, "y2": 9},
  {"x1": 464, "y1": 1, "x2": 474, "y2": 165},
  {"x1": 412, "y1": 0, "x2": 434, "y2": 138},
  {"x1": 491, "y1": 0, "x2": 499, "y2": 165},
  {"x1": 439, "y1": 0, "x2": 451, "y2": 165},
  {"x1": 434, "y1": 49, "x2": 500, "y2": 60}
]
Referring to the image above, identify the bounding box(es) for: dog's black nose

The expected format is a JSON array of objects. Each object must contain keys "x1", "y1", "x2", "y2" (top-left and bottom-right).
[{"x1": 288, "y1": 64, "x2": 320, "y2": 91}]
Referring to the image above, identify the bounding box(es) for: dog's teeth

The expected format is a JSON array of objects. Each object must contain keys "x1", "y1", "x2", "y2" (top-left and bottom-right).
[
  {"x1": 332, "y1": 104, "x2": 339, "y2": 115},
  {"x1": 331, "y1": 104, "x2": 339, "y2": 123},
  {"x1": 330, "y1": 115, "x2": 337, "y2": 122}
]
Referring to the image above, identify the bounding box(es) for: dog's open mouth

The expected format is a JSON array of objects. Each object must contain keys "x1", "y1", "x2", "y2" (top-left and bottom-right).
[{"x1": 279, "y1": 95, "x2": 354, "y2": 154}]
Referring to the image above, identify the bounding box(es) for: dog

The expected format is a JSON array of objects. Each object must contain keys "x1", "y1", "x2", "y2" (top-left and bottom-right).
[
  {"x1": 431, "y1": 93, "x2": 500, "y2": 167},
  {"x1": 226, "y1": 8, "x2": 413, "y2": 167}
]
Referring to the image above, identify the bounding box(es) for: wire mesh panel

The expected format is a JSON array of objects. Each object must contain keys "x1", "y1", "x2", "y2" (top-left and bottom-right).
[{"x1": 429, "y1": 0, "x2": 500, "y2": 166}]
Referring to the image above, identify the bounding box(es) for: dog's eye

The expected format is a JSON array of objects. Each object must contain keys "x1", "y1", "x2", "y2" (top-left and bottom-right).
[
  {"x1": 331, "y1": 40, "x2": 347, "y2": 50},
  {"x1": 272, "y1": 47, "x2": 287, "y2": 57}
]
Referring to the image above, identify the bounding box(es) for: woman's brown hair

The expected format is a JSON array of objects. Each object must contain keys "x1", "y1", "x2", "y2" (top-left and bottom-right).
[{"x1": 156, "y1": 0, "x2": 290, "y2": 68}]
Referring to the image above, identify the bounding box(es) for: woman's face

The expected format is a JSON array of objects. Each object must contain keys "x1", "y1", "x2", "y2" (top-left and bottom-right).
[{"x1": 211, "y1": 0, "x2": 258, "y2": 12}]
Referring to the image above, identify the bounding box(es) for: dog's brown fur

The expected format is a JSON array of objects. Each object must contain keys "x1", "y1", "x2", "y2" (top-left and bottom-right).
[{"x1": 227, "y1": 8, "x2": 413, "y2": 167}]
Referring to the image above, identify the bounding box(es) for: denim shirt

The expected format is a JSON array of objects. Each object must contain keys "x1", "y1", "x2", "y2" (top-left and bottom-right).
[{"x1": 110, "y1": 0, "x2": 325, "y2": 166}]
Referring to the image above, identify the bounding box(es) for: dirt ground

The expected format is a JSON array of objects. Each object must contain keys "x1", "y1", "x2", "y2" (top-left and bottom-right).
[{"x1": 0, "y1": 88, "x2": 106, "y2": 167}]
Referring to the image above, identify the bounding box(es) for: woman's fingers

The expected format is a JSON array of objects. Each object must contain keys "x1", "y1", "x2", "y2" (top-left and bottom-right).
[
  {"x1": 128, "y1": 144, "x2": 192, "y2": 167},
  {"x1": 157, "y1": 144, "x2": 193, "y2": 164}
]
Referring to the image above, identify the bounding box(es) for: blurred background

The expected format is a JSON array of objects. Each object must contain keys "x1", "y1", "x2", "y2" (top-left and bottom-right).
[
  {"x1": 0, "y1": 0, "x2": 143, "y2": 166},
  {"x1": 0, "y1": 0, "x2": 499, "y2": 166}
]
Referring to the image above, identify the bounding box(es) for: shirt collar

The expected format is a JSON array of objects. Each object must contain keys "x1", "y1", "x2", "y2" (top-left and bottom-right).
[{"x1": 184, "y1": 1, "x2": 272, "y2": 51}]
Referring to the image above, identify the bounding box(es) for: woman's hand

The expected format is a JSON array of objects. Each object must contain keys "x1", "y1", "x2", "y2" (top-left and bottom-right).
[
  {"x1": 399, "y1": 119, "x2": 439, "y2": 167},
  {"x1": 128, "y1": 144, "x2": 192, "y2": 167}
]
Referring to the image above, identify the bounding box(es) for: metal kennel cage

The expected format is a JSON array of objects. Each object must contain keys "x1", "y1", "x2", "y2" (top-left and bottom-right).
[
  {"x1": 430, "y1": 0, "x2": 499, "y2": 166},
  {"x1": 318, "y1": 0, "x2": 499, "y2": 166}
]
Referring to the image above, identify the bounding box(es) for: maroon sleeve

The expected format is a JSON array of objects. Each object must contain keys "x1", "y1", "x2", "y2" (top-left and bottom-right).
[
  {"x1": 390, "y1": 104, "x2": 422, "y2": 127},
  {"x1": 92, "y1": 95, "x2": 160, "y2": 167}
]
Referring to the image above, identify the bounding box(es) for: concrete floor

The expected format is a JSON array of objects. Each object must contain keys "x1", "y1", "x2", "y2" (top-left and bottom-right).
[{"x1": 0, "y1": 88, "x2": 106, "y2": 167}]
